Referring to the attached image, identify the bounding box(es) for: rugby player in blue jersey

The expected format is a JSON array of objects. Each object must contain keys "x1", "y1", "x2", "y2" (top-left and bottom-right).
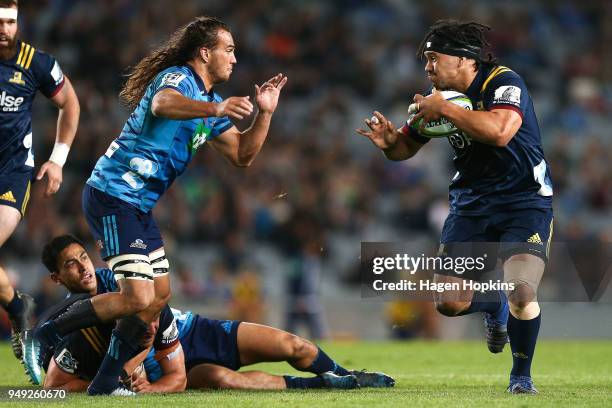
[
  {"x1": 358, "y1": 20, "x2": 553, "y2": 394},
  {"x1": 25, "y1": 17, "x2": 286, "y2": 395},
  {"x1": 39, "y1": 235, "x2": 393, "y2": 392},
  {"x1": 0, "y1": 0, "x2": 79, "y2": 361}
]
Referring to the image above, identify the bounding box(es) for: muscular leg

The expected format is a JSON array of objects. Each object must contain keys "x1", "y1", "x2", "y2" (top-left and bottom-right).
[
  {"x1": 187, "y1": 364, "x2": 286, "y2": 390},
  {"x1": 504, "y1": 254, "x2": 544, "y2": 387},
  {"x1": 0, "y1": 205, "x2": 21, "y2": 305}
]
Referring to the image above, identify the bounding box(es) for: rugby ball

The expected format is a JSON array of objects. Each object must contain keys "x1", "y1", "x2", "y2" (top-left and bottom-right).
[{"x1": 410, "y1": 91, "x2": 472, "y2": 138}]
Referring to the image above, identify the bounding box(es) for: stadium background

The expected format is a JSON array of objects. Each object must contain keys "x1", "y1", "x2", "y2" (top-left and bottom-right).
[{"x1": 1, "y1": 0, "x2": 610, "y2": 341}]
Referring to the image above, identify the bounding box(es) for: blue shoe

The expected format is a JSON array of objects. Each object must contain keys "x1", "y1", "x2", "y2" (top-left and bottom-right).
[
  {"x1": 320, "y1": 372, "x2": 359, "y2": 389},
  {"x1": 21, "y1": 330, "x2": 42, "y2": 385},
  {"x1": 484, "y1": 292, "x2": 509, "y2": 353},
  {"x1": 507, "y1": 375, "x2": 538, "y2": 394},
  {"x1": 350, "y1": 369, "x2": 395, "y2": 388}
]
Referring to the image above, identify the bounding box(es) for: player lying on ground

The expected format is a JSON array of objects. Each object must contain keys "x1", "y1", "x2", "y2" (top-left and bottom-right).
[
  {"x1": 0, "y1": 0, "x2": 79, "y2": 359},
  {"x1": 25, "y1": 16, "x2": 286, "y2": 395},
  {"x1": 40, "y1": 234, "x2": 394, "y2": 392},
  {"x1": 357, "y1": 20, "x2": 553, "y2": 394}
]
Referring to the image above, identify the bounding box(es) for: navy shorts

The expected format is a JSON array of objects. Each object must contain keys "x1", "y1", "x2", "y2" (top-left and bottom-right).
[
  {"x1": 182, "y1": 316, "x2": 242, "y2": 372},
  {"x1": 0, "y1": 166, "x2": 32, "y2": 217},
  {"x1": 82, "y1": 184, "x2": 163, "y2": 260},
  {"x1": 437, "y1": 208, "x2": 554, "y2": 279}
]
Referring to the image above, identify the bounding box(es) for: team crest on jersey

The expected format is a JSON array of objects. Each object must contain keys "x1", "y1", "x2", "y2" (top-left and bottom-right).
[
  {"x1": 8, "y1": 71, "x2": 25, "y2": 85},
  {"x1": 190, "y1": 122, "x2": 212, "y2": 152},
  {"x1": 493, "y1": 85, "x2": 521, "y2": 107},
  {"x1": 160, "y1": 72, "x2": 186, "y2": 88},
  {"x1": 55, "y1": 348, "x2": 78, "y2": 374},
  {"x1": 162, "y1": 318, "x2": 179, "y2": 345}
]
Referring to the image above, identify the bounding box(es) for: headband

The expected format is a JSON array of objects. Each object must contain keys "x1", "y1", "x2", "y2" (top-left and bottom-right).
[
  {"x1": 0, "y1": 8, "x2": 17, "y2": 20},
  {"x1": 424, "y1": 35, "x2": 481, "y2": 60}
]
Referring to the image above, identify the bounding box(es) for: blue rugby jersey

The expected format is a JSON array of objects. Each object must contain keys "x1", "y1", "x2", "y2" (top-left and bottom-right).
[
  {"x1": 406, "y1": 64, "x2": 553, "y2": 215},
  {"x1": 0, "y1": 40, "x2": 64, "y2": 172},
  {"x1": 87, "y1": 65, "x2": 233, "y2": 212},
  {"x1": 142, "y1": 307, "x2": 194, "y2": 382}
]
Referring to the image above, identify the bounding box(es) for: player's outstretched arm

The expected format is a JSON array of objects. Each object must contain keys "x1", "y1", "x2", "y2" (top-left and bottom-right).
[
  {"x1": 151, "y1": 88, "x2": 253, "y2": 121},
  {"x1": 43, "y1": 358, "x2": 89, "y2": 391},
  {"x1": 356, "y1": 111, "x2": 423, "y2": 161},
  {"x1": 36, "y1": 75, "x2": 80, "y2": 197},
  {"x1": 209, "y1": 74, "x2": 288, "y2": 167}
]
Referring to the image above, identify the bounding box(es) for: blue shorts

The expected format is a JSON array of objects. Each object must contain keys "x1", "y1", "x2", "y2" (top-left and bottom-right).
[
  {"x1": 438, "y1": 208, "x2": 553, "y2": 278},
  {"x1": 0, "y1": 166, "x2": 32, "y2": 217},
  {"x1": 182, "y1": 316, "x2": 241, "y2": 372},
  {"x1": 82, "y1": 184, "x2": 163, "y2": 260}
]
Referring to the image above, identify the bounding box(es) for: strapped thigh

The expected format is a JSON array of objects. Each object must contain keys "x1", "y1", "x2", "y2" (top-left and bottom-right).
[
  {"x1": 108, "y1": 254, "x2": 153, "y2": 281},
  {"x1": 149, "y1": 247, "x2": 170, "y2": 277}
]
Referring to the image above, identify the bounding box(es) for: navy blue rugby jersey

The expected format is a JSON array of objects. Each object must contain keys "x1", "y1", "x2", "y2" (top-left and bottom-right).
[
  {"x1": 405, "y1": 63, "x2": 553, "y2": 215},
  {"x1": 0, "y1": 40, "x2": 64, "y2": 171}
]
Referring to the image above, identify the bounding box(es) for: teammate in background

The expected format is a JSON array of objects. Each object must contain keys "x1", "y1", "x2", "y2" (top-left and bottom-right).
[
  {"x1": 40, "y1": 235, "x2": 393, "y2": 391},
  {"x1": 0, "y1": 0, "x2": 79, "y2": 360},
  {"x1": 25, "y1": 16, "x2": 286, "y2": 395},
  {"x1": 358, "y1": 20, "x2": 553, "y2": 394}
]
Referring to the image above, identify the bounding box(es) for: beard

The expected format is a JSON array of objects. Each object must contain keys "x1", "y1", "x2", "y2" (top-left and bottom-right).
[{"x1": 0, "y1": 34, "x2": 17, "y2": 60}]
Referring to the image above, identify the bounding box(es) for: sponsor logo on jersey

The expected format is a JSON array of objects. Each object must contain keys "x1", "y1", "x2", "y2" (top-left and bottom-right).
[
  {"x1": 8, "y1": 71, "x2": 25, "y2": 85},
  {"x1": 0, "y1": 191, "x2": 16, "y2": 203},
  {"x1": 50, "y1": 61, "x2": 64, "y2": 86},
  {"x1": 190, "y1": 122, "x2": 212, "y2": 152},
  {"x1": 129, "y1": 239, "x2": 147, "y2": 249},
  {"x1": 0, "y1": 91, "x2": 24, "y2": 111},
  {"x1": 527, "y1": 233, "x2": 543, "y2": 245},
  {"x1": 493, "y1": 85, "x2": 521, "y2": 107},
  {"x1": 55, "y1": 348, "x2": 78, "y2": 374}
]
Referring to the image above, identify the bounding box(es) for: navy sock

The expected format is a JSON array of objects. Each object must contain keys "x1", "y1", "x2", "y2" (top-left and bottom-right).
[
  {"x1": 284, "y1": 375, "x2": 325, "y2": 389},
  {"x1": 508, "y1": 312, "x2": 541, "y2": 378},
  {"x1": 54, "y1": 299, "x2": 102, "y2": 336},
  {"x1": 2, "y1": 290, "x2": 23, "y2": 317},
  {"x1": 88, "y1": 316, "x2": 148, "y2": 394},
  {"x1": 302, "y1": 347, "x2": 350, "y2": 376},
  {"x1": 458, "y1": 289, "x2": 504, "y2": 316}
]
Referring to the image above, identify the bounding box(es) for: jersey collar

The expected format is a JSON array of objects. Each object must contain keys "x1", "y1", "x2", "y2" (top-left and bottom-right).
[
  {"x1": 464, "y1": 64, "x2": 494, "y2": 98},
  {"x1": 185, "y1": 63, "x2": 214, "y2": 96}
]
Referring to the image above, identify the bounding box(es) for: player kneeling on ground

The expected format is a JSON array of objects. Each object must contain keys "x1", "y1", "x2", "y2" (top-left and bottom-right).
[{"x1": 40, "y1": 234, "x2": 395, "y2": 392}]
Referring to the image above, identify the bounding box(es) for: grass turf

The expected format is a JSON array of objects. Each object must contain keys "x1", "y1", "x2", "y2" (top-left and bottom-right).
[{"x1": 0, "y1": 340, "x2": 610, "y2": 407}]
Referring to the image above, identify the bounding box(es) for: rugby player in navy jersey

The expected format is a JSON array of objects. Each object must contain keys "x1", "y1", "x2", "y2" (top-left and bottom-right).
[
  {"x1": 358, "y1": 20, "x2": 553, "y2": 394},
  {"x1": 0, "y1": 0, "x2": 79, "y2": 361},
  {"x1": 24, "y1": 16, "x2": 286, "y2": 394},
  {"x1": 39, "y1": 235, "x2": 393, "y2": 392}
]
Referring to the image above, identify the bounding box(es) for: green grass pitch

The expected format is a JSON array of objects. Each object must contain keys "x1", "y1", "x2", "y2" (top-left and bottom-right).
[{"x1": 0, "y1": 340, "x2": 610, "y2": 407}]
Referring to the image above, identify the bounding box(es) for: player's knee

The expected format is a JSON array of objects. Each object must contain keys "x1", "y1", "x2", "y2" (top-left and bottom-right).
[
  {"x1": 284, "y1": 334, "x2": 314, "y2": 359},
  {"x1": 507, "y1": 281, "x2": 537, "y2": 311},
  {"x1": 435, "y1": 300, "x2": 467, "y2": 317},
  {"x1": 211, "y1": 370, "x2": 238, "y2": 389}
]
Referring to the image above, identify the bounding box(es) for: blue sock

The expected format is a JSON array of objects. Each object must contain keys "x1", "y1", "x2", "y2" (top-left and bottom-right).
[
  {"x1": 508, "y1": 312, "x2": 541, "y2": 378},
  {"x1": 458, "y1": 289, "x2": 505, "y2": 318},
  {"x1": 88, "y1": 316, "x2": 147, "y2": 394},
  {"x1": 2, "y1": 291, "x2": 23, "y2": 317},
  {"x1": 301, "y1": 347, "x2": 350, "y2": 376},
  {"x1": 284, "y1": 375, "x2": 325, "y2": 389}
]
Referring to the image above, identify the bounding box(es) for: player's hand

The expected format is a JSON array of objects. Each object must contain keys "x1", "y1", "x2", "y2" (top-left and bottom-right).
[
  {"x1": 356, "y1": 111, "x2": 398, "y2": 150},
  {"x1": 216, "y1": 96, "x2": 254, "y2": 120},
  {"x1": 131, "y1": 372, "x2": 154, "y2": 393},
  {"x1": 254, "y1": 73, "x2": 288, "y2": 114},
  {"x1": 36, "y1": 161, "x2": 63, "y2": 197},
  {"x1": 409, "y1": 92, "x2": 446, "y2": 131}
]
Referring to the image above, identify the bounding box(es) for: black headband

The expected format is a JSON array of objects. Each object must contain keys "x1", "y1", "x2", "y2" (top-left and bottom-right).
[{"x1": 424, "y1": 35, "x2": 481, "y2": 60}]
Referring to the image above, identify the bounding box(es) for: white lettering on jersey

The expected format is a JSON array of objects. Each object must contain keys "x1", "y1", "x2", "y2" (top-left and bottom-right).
[
  {"x1": 50, "y1": 61, "x2": 64, "y2": 85},
  {"x1": 160, "y1": 73, "x2": 186, "y2": 89},
  {"x1": 493, "y1": 85, "x2": 521, "y2": 107},
  {"x1": 55, "y1": 348, "x2": 78, "y2": 374},
  {"x1": 0, "y1": 91, "x2": 24, "y2": 111}
]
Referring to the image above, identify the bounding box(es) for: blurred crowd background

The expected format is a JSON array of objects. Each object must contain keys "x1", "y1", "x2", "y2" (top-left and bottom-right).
[{"x1": 1, "y1": 0, "x2": 611, "y2": 340}]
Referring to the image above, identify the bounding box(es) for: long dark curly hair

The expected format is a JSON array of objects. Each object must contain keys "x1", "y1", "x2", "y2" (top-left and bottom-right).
[
  {"x1": 417, "y1": 19, "x2": 498, "y2": 67},
  {"x1": 120, "y1": 16, "x2": 229, "y2": 108}
]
